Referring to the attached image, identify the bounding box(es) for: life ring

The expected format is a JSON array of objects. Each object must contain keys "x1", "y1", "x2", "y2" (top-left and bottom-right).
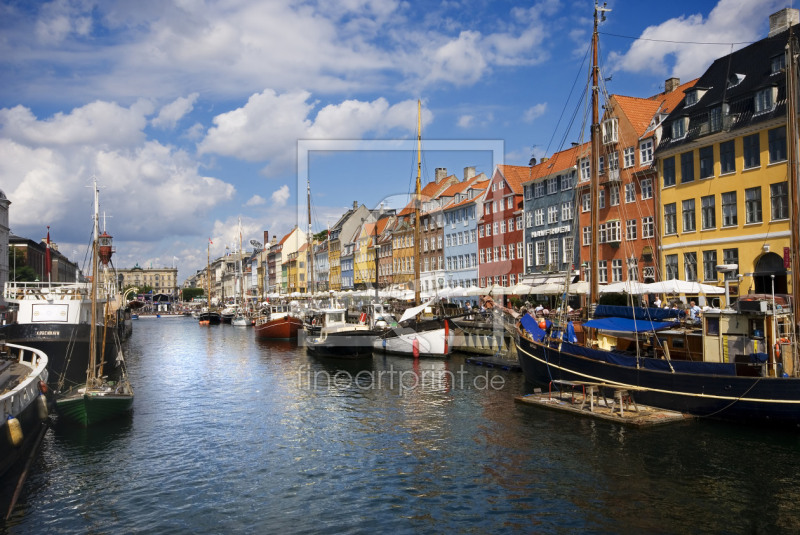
[{"x1": 775, "y1": 343, "x2": 781, "y2": 358}]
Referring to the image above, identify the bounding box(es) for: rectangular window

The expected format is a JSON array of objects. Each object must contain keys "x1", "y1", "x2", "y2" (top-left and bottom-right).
[
  {"x1": 517, "y1": 242, "x2": 523, "y2": 260},
  {"x1": 720, "y1": 140, "x2": 735, "y2": 174},
  {"x1": 607, "y1": 220, "x2": 621, "y2": 242},
  {"x1": 745, "y1": 187, "x2": 762, "y2": 224},
  {"x1": 582, "y1": 226, "x2": 591, "y2": 246},
  {"x1": 598, "y1": 260, "x2": 608, "y2": 283},
  {"x1": 581, "y1": 193, "x2": 591, "y2": 212},
  {"x1": 640, "y1": 139, "x2": 653, "y2": 164},
  {"x1": 641, "y1": 178, "x2": 653, "y2": 200},
  {"x1": 680, "y1": 151, "x2": 695, "y2": 183},
  {"x1": 561, "y1": 201, "x2": 573, "y2": 221},
  {"x1": 626, "y1": 219, "x2": 637, "y2": 240},
  {"x1": 710, "y1": 106, "x2": 722, "y2": 132},
  {"x1": 611, "y1": 259, "x2": 623, "y2": 282},
  {"x1": 609, "y1": 185, "x2": 619, "y2": 206},
  {"x1": 507, "y1": 197, "x2": 513, "y2": 209},
  {"x1": 580, "y1": 158, "x2": 591, "y2": 182},
  {"x1": 535, "y1": 208, "x2": 544, "y2": 226},
  {"x1": 525, "y1": 211, "x2": 533, "y2": 228},
  {"x1": 561, "y1": 173, "x2": 574, "y2": 190},
  {"x1": 563, "y1": 237, "x2": 574, "y2": 264},
  {"x1": 548, "y1": 239, "x2": 559, "y2": 265},
  {"x1": 769, "y1": 127, "x2": 787, "y2": 163},
  {"x1": 500, "y1": 220, "x2": 506, "y2": 234},
  {"x1": 721, "y1": 191, "x2": 738, "y2": 227},
  {"x1": 642, "y1": 216, "x2": 654, "y2": 238},
  {"x1": 525, "y1": 244, "x2": 532, "y2": 267},
  {"x1": 516, "y1": 215, "x2": 522, "y2": 230},
  {"x1": 623, "y1": 147, "x2": 635, "y2": 168},
  {"x1": 701, "y1": 195, "x2": 716, "y2": 230},
  {"x1": 743, "y1": 133, "x2": 761, "y2": 169},
  {"x1": 703, "y1": 250, "x2": 718, "y2": 282},
  {"x1": 547, "y1": 178, "x2": 558, "y2": 195},
  {"x1": 547, "y1": 205, "x2": 558, "y2": 224},
  {"x1": 627, "y1": 257, "x2": 639, "y2": 281},
  {"x1": 671, "y1": 118, "x2": 686, "y2": 139},
  {"x1": 535, "y1": 181, "x2": 546, "y2": 198},
  {"x1": 699, "y1": 146, "x2": 714, "y2": 179},
  {"x1": 771, "y1": 182, "x2": 789, "y2": 220},
  {"x1": 536, "y1": 242, "x2": 546, "y2": 266},
  {"x1": 722, "y1": 249, "x2": 739, "y2": 280},
  {"x1": 682, "y1": 199, "x2": 696, "y2": 232},
  {"x1": 664, "y1": 203, "x2": 677, "y2": 235},
  {"x1": 624, "y1": 183, "x2": 636, "y2": 203},
  {"x1": 524, "y1": 184, "x2": 532, "y2": 200},
  {"x1": 599, "y1": 189, "x2": 605, "y2": 209},
  {"x1": 684, "y1": 252, "x2": 698, "y2": 282},
  {"x1": 665, "y1": 254, "x2": 679, "y2": 280},
  {"x1": 608, "y1": 151, "x2": 619, "y2": 170},
  {"x1": 602, "y1": 118, "x2": 618, "y2": 144},
  {"x1": 754, "y1": 87, "x2": 775, "y2": 113},
  {"x1": 663, "y1": 156, "x2": 676, "y2": 187}
]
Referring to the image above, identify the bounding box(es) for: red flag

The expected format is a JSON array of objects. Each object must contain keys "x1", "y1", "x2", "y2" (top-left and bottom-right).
[
  {"x1": 209, "y1": 238, "x2": 213, "y2": 245},
  {"x1": 45, "y1": 226, "x2": 51, "y2": 280}
]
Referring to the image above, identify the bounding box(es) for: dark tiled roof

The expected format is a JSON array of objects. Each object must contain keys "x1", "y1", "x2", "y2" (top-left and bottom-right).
[{"x1": 656, "y1": 28, "x2": 792, "y2": 153}]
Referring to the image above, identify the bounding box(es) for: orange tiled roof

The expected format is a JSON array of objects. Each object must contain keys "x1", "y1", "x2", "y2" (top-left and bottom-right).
[{"x1": 496, "y1": 165, "x2": 533, "y2": 194}]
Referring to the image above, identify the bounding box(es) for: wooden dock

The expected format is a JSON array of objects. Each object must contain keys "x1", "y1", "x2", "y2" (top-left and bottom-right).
[{"x1": 514, "y1": 380, "x2": 693, "y2": 427}]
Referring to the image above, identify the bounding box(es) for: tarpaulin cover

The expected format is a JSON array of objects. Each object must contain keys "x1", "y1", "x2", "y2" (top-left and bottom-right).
[
  {"x1": 583, "y1": 316, "x2": 679, "y2": 332},
  {"x1": 556, "y1": 341, "x2": 737, "y2": 376},
  {"x1": 594, "y1": 305, "x2": 683, "y2": 321},
  {"x1": 520, "y1": 314, "x2": 546, "y2": 342}
]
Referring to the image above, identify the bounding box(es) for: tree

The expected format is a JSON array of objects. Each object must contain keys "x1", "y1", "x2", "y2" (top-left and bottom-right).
[
  {"x1": 7, "y1": 247, "x2": 37, "y2": 281},
  {"x1": 182, "y1": 287, "x2": 204, "y2": 301}
]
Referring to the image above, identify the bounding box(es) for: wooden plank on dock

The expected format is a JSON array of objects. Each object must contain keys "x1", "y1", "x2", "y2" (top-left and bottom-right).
[{"x1": 514, "y1": 391, "x2": 693, "y2": 427}]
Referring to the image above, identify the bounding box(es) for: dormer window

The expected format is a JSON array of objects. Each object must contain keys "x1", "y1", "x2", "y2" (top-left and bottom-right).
[
  {"x1": 727, "y1": 73, "x2": 745, "y2": 89},
  {"x1": 755, "y1": 86, "x2": 777, "y2": 114},
  {"x1": 602, "y1": 118, "x2": 618, "y2": 144},
  {"x1": 771, "y1": 54, "x2": 785, "y2": 75},
  {"x1": 709, "y1": 106, "x2": 723, "y2": 132},
  {"x1": 671, "y1": 116, "x2": 688, "y2": 139},
  {"x1": 684, "y1": 88, "x2": 707, "y2": 107}
]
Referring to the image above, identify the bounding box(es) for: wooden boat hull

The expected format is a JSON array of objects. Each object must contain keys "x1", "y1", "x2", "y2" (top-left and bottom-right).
[
  {"x1": 254, "y1": 316, "x2": 303, "y2": 339},
  {"x1": 55, "y1": 390, "x2": 133, "y2": 427},
  {"x1": 373, "y1": 319, "x2": 453, "y2": 358},
  {"x1": 516, "y1": 332, "x2": 800, "y2": 425},
  {"x1": 198, "y1": 312, "x2": 222, "y2": 325},
  {"x1": 0, "y1": 323, "x2": 120, "y2": 389},
  {"x1": 0, "y1": 343, "x2": 49, "y2": 479},
  {"x1": 306, "y1": 330, "x2": 376, "y2": 359}
]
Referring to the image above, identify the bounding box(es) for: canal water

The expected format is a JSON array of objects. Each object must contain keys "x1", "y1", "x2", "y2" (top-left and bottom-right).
[{"x1": 4, "y1": 317, "x2": 800, "y2": 534}]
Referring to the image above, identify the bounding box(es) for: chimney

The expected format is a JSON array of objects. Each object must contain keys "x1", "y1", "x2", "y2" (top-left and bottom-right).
[
  {"x1": 769, "y1": 8, "x2": 799, "y2": 37},
  {"x1": 263, "y1": 231, "x2": 269, "y2": 247},
  {"x1": 463, "y1": 166, "x2": 476, "y2": 181},
  {"x1": 665, "y1": 77, "x2": 680, "y2": 93},
  {"x1": 353, "y1": 201, "x2": 358, "y2": 211},
  {"x1": 435, "y1": 167, "x2": 447, "y2": 183}
]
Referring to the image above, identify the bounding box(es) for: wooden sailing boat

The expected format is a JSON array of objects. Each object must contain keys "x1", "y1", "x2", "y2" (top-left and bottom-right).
[
  {"x1": 232, "y1": 218, "x2": 250, "y2": 326},
  {"x1": 373, "y1": 100, "x2": 453, "y2": 358},
  {"x1": 515, "y1": 2, "x2": 800, "y2": 425},
  {"x1": 199, "y1": 239, "x2": 222, "y2": 325},
  {"x1": 55, "y1": 179, "x2": 133, "y2": 426}
]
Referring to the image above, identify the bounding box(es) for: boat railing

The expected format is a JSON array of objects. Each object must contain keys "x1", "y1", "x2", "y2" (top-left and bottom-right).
[
  {"x1": 4, "y1": 280, "x2": 92, "y2": 301},
  {"x1": 0, "y1": 342, "x2": 48, "y2": 415}
]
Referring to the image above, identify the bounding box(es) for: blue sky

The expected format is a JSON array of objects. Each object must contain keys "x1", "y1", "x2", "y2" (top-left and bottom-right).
[{"x1": 0, "y1": 0, "x2": 787, "y2": 281}]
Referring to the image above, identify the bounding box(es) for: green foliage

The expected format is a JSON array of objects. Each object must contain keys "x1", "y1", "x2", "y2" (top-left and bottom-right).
[
  {"x1": 182, "y1": 287, "x2": 205, "y2": 301},
  {"x1": 11, "y1": 265, "x2": 37, "y2": 282},
  {"x1": 313, "y1": 230, "x2": 329, "y2": 242}
]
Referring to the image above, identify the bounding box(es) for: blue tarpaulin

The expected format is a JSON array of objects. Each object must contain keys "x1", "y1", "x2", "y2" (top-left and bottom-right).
[
  {"x1": 583, "y1": 316, "x2": 678, "y2": 332},
  {"x1": 520, "y1": 314, "x2": 546, "y2": 342},
  {"x1": 594, "y1": 305, "x2": 684, "y2": 321}
]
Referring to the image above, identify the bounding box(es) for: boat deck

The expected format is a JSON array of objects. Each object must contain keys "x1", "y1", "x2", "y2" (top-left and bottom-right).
[
  {"x1": 515, "y1": 380, "x2": 693, "y2": 427},
  {"x1": 0, "y1": 359, "x2": 29, "y2": 394}
]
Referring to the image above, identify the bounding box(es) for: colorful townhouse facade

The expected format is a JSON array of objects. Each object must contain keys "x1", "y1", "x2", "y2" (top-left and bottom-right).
[
  {"x1": 655, "y1": 12, "x2": 797, "y2": 301},
  {"x1": 442, "y1": 175, "x2": 488, "y2": 298},
  {"x1": 477, "y1": 165, "x2": 527, "y2": 290}
]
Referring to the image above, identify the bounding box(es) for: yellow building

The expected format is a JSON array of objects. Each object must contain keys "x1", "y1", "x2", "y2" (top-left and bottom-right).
[{"x1": 655, "y1": 21, "x2": 794, "y2": 303}]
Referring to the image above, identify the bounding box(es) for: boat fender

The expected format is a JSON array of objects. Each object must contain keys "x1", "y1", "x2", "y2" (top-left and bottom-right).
[
  {"x1": 38, "y1": 380, "x2": 48, "y2": 395},
  {"x1": 6, "y1": 415, "x2": 23, "y2": 448},
  {"x1": 412, "y1": 337, "x2": 420, "y2": 358},
  {"x1": 36, "y1": 394, "x2": 49, "y2": 421}
]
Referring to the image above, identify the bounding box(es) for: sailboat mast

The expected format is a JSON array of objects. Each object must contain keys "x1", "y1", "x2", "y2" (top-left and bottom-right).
[
  {"x1": 88, "y1": 178, "x2": 99, "y2": 385},
  {"x1": 787, "y1": 30, "x2": 800, "y2": 337},
  {"x1": 307, "y1": 179, "x2": 314, "y2": 296},
  {"x1": 207, "y1": 241, "x2": 211, "y2": 309},
  {"x1": 414, "y1": 100, "x2": 422, "y2": 306},
  {"x1": 589, "y1": 2, "x2": 604, "y2": 309}
]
